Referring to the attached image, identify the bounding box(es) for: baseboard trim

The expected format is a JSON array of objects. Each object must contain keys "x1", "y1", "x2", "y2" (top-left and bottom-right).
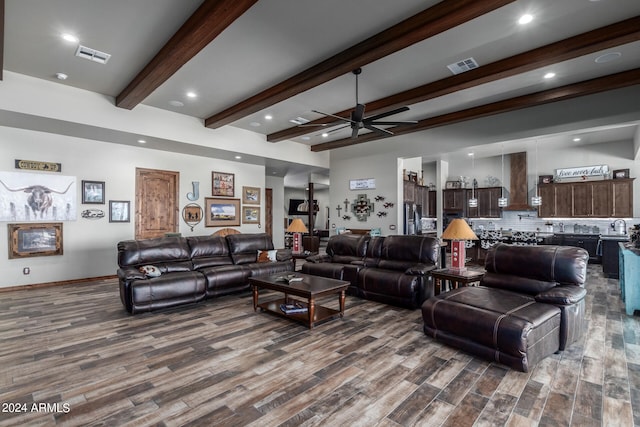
[{"x1": 0, "y1": 275, "x2": 117, "y2": 292}]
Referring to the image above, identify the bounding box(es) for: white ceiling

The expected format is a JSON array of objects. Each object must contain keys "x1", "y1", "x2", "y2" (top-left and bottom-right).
[{"x1": 3, "y1": 0, "x2": 640, "y2": 187}]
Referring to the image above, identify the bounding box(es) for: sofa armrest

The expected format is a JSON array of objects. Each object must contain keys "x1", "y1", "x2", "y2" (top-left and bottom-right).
[
  {"x1": 405, "y1": 263, "x2": 437, "y2": 276},
  {"x1": 275, "y1": 248, "x2": 292, "y2": 262},
  {"x1": 306, "y1": 253, "x2": 331, "y2": 263},
  {"x1": 117, "y1": 267, "x2": 145, "y2": 281},
  {"x1": 535, "y1": 285, "x2": 587, "y2": 306}
]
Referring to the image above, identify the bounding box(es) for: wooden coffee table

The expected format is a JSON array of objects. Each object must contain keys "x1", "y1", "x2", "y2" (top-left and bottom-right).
[{"x1": 249, "y1": 273, "x2": 349, "y2": 329}]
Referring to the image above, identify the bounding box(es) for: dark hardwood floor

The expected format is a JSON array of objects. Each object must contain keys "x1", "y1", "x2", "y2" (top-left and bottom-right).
[{"x1": 0, "y1": 266, "x2": 638, "y2": 426}]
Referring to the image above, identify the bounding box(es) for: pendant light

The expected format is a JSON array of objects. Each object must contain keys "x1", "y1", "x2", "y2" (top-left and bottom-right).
[
  {"x1": 531, "y1": 140, "x2": 542, "y2": 206},
  {"x1": 468, "y1": 153, "x2": 478, "y2": 207},
  {"x1": 498, "y1": 144, "x2": 508, "y2": 207}
]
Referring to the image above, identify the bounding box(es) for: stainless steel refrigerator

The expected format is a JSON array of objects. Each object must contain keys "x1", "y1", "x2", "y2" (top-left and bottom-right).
[{"x1": 403, "y1": 203, "x2": 422, "y2": 235}]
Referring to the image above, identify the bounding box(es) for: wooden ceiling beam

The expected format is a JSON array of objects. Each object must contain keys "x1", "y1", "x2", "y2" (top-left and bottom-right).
[
  {"x1": 116, "y1": 0, "x2": 258, "y2": 110},
  {"x1": 204, "y1": 0, "x2": 516, "y2": 129},
  {"x1": 270, "y1": 16, "x2": 640, "y2": 142},
  {"x1": 310, "y1": 68, "x2": 640, "y2": 152}
]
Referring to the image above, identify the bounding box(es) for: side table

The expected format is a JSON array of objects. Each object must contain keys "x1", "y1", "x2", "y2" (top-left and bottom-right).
[{"x1": 430, "y1": 267, "x2": 485, "y2": 295}]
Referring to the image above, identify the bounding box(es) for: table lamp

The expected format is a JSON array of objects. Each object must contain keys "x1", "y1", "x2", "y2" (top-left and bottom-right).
[
  {"x1": 287, "y1": 218, "x2": 308, "y2": 254},
  {"x1": 441, "y1": 218, "x2": 478, "y2": 269}
]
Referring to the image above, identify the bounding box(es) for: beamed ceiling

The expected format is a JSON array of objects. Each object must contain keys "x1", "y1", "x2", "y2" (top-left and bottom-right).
[{"x1": 2, "y1": 0, "x2": 640, "y2": 172}]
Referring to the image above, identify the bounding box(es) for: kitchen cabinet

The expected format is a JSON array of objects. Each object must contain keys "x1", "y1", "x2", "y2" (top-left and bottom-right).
[
  {"x1": 556, "y1": 233, "x2": 600, "y2": 263},
  {"x1": 467, "y1": 187, "x2": 502, "y2": 218},
  {"x1": 602, "y1": 237, "x2": 629, "y2": 278},
  {"x1": 443, "y1": 189, "x2": 466, "y2": 212},
  {"x1": 403, "y1": 181, "x2": 416, "y2": 204},
  {"x1": 538, "y1": 179, "x2": 634, "y2": 218},
  {"x1": 427, "y1": 190, "x2": 436, "y2": 218}
]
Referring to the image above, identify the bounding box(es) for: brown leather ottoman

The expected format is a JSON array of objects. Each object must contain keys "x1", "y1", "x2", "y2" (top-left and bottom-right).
[{"x1": 422, "y1": 286, "x2": 561, "y2": 372}]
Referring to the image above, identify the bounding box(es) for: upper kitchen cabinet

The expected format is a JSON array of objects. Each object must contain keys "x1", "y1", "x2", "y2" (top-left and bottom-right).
[
  {"x1": 538, "y1": 179, "x2": 633, "y2": 218},
  {"x1": 442, "y1": 189, "x2": 466, "y2": 212},
  {"x1": 467, "y1": 187, "x2": 503, "y2": 218}
]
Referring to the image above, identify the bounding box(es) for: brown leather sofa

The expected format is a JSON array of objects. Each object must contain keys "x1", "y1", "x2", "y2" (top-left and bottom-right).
[
  {"x1": 117, "y1": 233, "x2": 293, "y2": 314},
  {"x1": 302, "y1": 234, "x2": 439, "y2": 309},
  {"x1": 422, "y1": 243, "x2": 588, "y2": 372}
]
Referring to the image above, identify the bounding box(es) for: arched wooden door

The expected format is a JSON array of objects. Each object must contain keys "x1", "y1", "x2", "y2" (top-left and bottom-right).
[{"x1": 135, "y1": 168, "x2": 179, "y2": 239}]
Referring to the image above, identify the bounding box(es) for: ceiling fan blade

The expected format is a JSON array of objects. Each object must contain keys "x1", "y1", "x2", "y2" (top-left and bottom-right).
[
  {"x1": 311, "y1": 110, "x2": 354, "y2": 123},
  {"x1": 364, "y1": 123, "x2": 394, "y2": 136},
  {"x1": 327, "y1": 124, "x2": 350, "y2": 134},
  {"x1": 351, "y1": 124, "x2": 359, "y2": 139},
  {"x1": 368, "y1": 120, "x2": 418, "y2": 126},
  {"x1": 351, "y1": 103, "x2": 366, "y2": 123},
  {"x1": 365, "y1": 106, "x2": 410, "y2": 121}
]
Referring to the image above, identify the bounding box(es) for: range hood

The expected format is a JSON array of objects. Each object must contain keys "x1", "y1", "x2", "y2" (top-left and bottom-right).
[{"x1": 504, "y1": 152, "x2": 535, "y2": 211}]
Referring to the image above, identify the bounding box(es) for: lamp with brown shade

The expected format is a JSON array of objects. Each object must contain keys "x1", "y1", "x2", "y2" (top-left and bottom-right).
[
  {"x1": 286, "y1": 218, "x2": 308, "y2": 254},
  {"x1": 441, "y1": 218, "x2": 478, "y2": 269}
]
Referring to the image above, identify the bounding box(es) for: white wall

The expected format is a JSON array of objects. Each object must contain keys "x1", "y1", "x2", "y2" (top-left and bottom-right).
[{"x1": 0, "y1": 127, "x2": 275, "y2": 288}]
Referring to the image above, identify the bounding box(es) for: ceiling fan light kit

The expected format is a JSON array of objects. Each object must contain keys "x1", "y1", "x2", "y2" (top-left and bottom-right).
[{"x1": 310, "y1": 68, "x2": 417, "y2": 139}]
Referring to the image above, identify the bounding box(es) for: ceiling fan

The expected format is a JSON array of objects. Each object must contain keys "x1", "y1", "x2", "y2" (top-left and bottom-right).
[{"x1": 309, "y1": 68, "x2": 418, "y2": 139}]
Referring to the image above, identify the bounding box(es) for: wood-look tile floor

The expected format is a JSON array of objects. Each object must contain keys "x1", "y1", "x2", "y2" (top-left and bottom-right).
[{"x1": 0, "y1": 266, "x2": 638, "y2": 426}]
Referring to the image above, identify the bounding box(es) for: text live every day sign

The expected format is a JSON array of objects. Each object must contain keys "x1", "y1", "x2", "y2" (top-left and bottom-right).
[{"x1": 555, "y1": 165, "x2": 609, "y2": 180}]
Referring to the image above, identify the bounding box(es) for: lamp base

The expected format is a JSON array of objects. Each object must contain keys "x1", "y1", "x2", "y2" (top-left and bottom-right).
[
  {"x1": 451, "y1": 240, "x2": 466, "y2": 269},
  {"x1": 292, "y1": 232, "x2": 303, "y2": 254}
]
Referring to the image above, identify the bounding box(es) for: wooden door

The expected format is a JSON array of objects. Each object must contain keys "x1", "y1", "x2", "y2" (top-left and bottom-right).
[
  {"x1": 265, "y1": 188, "x2": 273, "y2": 237},
  {"x1": 135, "y1": 168, "x2": 179, "y2": 239}
]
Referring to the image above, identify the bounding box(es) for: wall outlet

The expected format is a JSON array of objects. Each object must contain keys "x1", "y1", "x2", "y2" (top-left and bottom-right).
[{"x1": 23, "y1": 267, "x2": 30, "y2": 275}]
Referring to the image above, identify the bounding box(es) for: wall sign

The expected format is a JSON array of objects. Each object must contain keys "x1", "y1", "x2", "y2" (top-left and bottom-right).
[
  {"x1": 555, "y1": 165, "x2": 608, "y2": 181},
  {"x1": 349, "y1": 178, "x2": 375, "y2": 190},
  {"x1": 15, "y1": 159, "x2": 61, "y2": 172}
]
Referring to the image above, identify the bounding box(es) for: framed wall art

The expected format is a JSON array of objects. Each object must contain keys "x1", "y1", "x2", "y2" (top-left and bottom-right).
[
  {"x1": 212, "y1": 171, "x2": 234, "y2": 197},
  {"x1": 8, "y1": 222, "x2": 63, "y2": 259},
  {"x1": 205, "y1": 197, "x2": 240, "y2": 227},
  {"x1": 242, "y1": 186, "x2": 260, "y2": 204},
  {"x1": 613, "y1": 169, "x2": 630, "y2": 179},
  {"x1": 81, "y1": 180, "x2": 105, "y2": 204},
  {"x1": 242, "y1": 206, "x2": 260, "y2": 224},
  {"x1": 109, "y1": 200, "x2": 130, "y2": 223}
]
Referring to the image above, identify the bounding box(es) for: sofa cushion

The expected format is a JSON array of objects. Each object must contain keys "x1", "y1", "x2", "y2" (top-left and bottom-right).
[
  {"x1": 128, "y1": 271, "x2": 206, "y2": 314},
  {"x1": 187, "y1": 235, "x2": 233, "y2": 269},
  {"x1": 118, "y1": 236, "x2": 193, "y2": 272},
  {"x1": 326, "y1": 234, "x2": 369, "y2": 263},
  {"x1": 378, "y1": 235, "x2": 439, "y2": 271},
  {"x1": 227, "y1": 233, "x2": 275, "y2": 264}
]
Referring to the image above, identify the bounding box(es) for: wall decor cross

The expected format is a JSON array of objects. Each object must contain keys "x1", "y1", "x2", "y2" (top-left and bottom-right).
[
  {"x1": 344, "y1": 198, "x2": 349, "y2": 212},
  {"x1": 336, "y1": 205, "x2": 342, "y2": 216}
]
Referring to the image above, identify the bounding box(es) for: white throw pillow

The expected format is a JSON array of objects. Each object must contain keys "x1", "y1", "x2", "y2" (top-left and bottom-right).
[{"x1": 139, "y1": 265, "x2": 161, "y2": 278}]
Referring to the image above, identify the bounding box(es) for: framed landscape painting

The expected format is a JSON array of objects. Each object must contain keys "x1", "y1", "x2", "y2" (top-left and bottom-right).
[
  {"x1": 8, "y1": 222, "x2": 63, "y2": 259},
  {"x1": 212, "y1": 171, "x2": 234, "y2": 197},
  {"x1": 205, "y1": 197, "x2": 240, "y2": 227},
  {"x1": 242, "y1": 206, "x2": 260, "y2": 224},
  {"x1": 82, "y1": 180, "x2": 105, "y2": 204},
  {"x1": 242, "y1": 186, "x2": 260, "y2": 205}
]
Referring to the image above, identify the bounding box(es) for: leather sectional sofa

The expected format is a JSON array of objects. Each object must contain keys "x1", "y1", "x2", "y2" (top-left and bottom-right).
[
  {"x1": 422, "y1": 243, "x2": 588, "y2": 372},
  {"x1": 117, "y1": 233, "x2": 293, "y2": 314},
  {"x1": 301, "y1": 234, "x2": 440, "y2": 309}
]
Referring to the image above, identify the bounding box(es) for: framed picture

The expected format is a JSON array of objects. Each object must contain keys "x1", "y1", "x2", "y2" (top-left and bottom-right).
[
  {"x1": 109, "y1": 200, "x2": 130, "y2": 223},
  {"x1": 81, "y1": 180, "x2": 105, "y2": 204},
  {"x1": 205, "y1": 197, "x2": 240, "y2": 227},
  {"x1": 212, "y1": 171, "x2": 234, "y2": 197},
  {"x1": 445, "y1": 181, "x2": 461, "y2": 189},
  {"x1": 8, "y1": 223, "x2": 63, "y2": 259},
  {"x1": 613, "y1": 169, "x2": 630, "y2": 179},
  {"x1": 242, "y1": 186, "x2": 261, "y2": 205},
  {"x1": 538, "y1": 175, "x2": 553, "y2": 184},
  {"x1": 242, "y1": 206, "x2": 260, "y2": 224}
]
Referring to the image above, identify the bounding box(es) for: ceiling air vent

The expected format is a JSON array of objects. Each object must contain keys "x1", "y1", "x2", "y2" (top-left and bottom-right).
[
  {"x1": 289, "y1": 117, "x2": 310, "y2": 125},
  {"x1": 447, "y1": 57, "x2": 479, "y2": 75},
  {"x1": 75, "y1": 45, "x2": 111, "y2": 64}
]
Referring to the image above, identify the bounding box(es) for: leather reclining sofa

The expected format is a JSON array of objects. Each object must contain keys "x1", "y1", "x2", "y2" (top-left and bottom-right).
[
  {"x1": 302, "y1": 234, "x2": 440, "y2": 309},
  {"x1": 422, "y1": 243, "x2": 588, "y2": 372},
  {"x1": 117, "y1": 233, "x2": 293, "y2": 314}
]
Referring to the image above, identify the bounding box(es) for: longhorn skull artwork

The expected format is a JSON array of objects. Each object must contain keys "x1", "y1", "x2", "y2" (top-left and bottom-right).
[{"x1": 0, "y1": 172, "x2": 76, "y2": 221}]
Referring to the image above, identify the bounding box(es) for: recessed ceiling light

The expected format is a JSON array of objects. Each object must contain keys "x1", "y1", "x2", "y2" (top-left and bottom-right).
[
  {"x1": 55, "y1": 72, "x2": 68, "y2": 80},
  {"x1": 543, "y1": 72, "x2": 556, "y2": 79},
  {"x1": 573, "y1": 137, "x2": 581, "y2": 142},
  {"x1": 467, "y1": 152, "x2": 474, "y2": 157},
  {"x1": 169, "y1": 100, "x2": 184, "y2": 107},
  {"x1": 61, "y1": 33, "x2": 79, "y2": 43},
  {"x1": 249, "y1": 122, "x2": 261, "y2": 127},
  {"x1": 264, "y1": 114, "x2": 273, "y2": 120},
  {"x1": 518, "y1": 14, "x2": 533, "y2": 25},
  {"x1": 186, "y1": 91, "x2": 197, "y2": 99},
  {"x1": 137, "y1": 139, "x2": 146, "y2": 144},
  {"x1": 595, "y1": 52, "x2": 622, "y2": 64},
  {"x1": 301, "y1": 136, "x2": 311, "y2": 141},
  {"x1": 322, "y1": 133, "x2": 329, "y2": 138}
]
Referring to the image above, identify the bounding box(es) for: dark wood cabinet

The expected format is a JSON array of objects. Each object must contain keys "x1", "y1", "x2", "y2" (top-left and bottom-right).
[
  {"x1": 427, "y1": 190, "x2": 436, "y2": 218},
  {"x1": 601, "y1": 238, "x2": 627, "y2": 278},
  {"x1": 538, "y1": 179, "x2": 633, "y2": 218},
  {"x1": 403, "y1": 181, "x2": 415, "y2": 204},
  {"x1": 443, "y1": 189, "x2": 466, "y2": 212},
  {"x1": 556, "y1": 233, "x2": 600, "y2": 263},
  {"x1": 467, "y1": 187, "x2": 502, "y2": 218}
]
